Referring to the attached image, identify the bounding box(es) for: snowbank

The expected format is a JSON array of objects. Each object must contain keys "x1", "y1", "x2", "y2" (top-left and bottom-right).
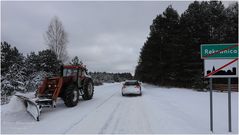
[
  {"x1": 1, "y1": 96, "x2": 26, "y2": 115},
  {"x1": 1, "y1": 92, "x2": 35, "y2": 115}
]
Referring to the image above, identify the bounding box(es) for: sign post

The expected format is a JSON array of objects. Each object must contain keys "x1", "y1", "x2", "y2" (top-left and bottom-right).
[
  {"x1": 200, "y1": 43, "x2": 238, "y2": 133},
  {"x1": 209, "y1": 78, "x2": 213, "y2": 132},
  {"x1": 228, "y1": 78, "x2": 231, "y2": 132}
]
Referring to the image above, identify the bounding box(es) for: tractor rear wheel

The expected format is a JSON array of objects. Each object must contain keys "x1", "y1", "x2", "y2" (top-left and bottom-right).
[
  {"x1": 82, "y1": 79, "x2": 94, "y2": 100},
  {"x1": 63, "y1": 84, "x2": 79, "y2": 107}
]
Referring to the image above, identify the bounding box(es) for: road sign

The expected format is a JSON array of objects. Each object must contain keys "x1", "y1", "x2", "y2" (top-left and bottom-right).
[
  {"x1": 201, "y1": 43, "x2": 238, "y2": 59},
  {"x1": 204, "y1": 59, "x2": 238, "y2": 78},
  {"x1": 201, "y1": 43, "x2": 238, "y2": 133}
]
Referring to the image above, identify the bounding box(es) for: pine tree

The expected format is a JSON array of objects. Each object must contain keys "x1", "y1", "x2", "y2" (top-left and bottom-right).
[
  {"x1": 38, "y1": 49, "x2": 61, "y2": 74},
  {"x1": 1, "y1": 41, "x2": 24, "y2": 74},
  {"x1": 159, "y1": 6, "x2": 181, "y2": 86},
  {"x1": 179, "y1": 1, "x2": 228, "y2": 88},
  {"x1": 25, "y1": 52, "x2": 40, "y2": 74},
  {"x1": 1, "y1": 63, "x2": 28, "y2": 96},
  {"x1": 135, "y1": 6, "x2": 181, "y2": 86},
  {"x1": 135, "y1": 15, "x2": 164, "y2": 84},
  {"x1": 179, "y1": 1, "x2": 205, "y2": 88},
  {"x1": 70, "y1": 56, "x2": 83, "y2": 66},
  {"x1": 222, "y1": 2, "x2": 238, "y2": 43}
]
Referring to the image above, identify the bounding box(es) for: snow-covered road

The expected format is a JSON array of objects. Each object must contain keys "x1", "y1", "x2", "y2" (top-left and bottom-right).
[{"x1": 1, "y1": 83, "x2": 238, "y2": 134}]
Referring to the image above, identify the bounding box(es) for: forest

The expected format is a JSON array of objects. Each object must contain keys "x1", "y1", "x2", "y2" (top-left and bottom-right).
[{"x1": 135, "y1": 1, "x2": 238, "y2": 89}]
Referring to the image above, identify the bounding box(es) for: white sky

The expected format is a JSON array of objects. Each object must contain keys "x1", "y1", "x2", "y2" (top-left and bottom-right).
[{"x1": 1, "y1": 1, "x2": 235, "y2": 74}]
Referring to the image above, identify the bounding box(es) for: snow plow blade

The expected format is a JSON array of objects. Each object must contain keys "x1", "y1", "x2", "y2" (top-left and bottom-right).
[{"x1": 15, "y1": 95, "x2": 41, "y2": 121}]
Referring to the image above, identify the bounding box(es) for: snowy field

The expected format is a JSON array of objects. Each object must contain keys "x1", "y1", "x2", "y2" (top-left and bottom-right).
[{"x1": 1, "y1": 83, "x2": 238, "y2": 134}]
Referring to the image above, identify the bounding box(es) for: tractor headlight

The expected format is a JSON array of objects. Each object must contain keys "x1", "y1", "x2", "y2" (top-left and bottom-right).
[{"x1": 48, "y1": 85, "x2": 51, "y2": 88}]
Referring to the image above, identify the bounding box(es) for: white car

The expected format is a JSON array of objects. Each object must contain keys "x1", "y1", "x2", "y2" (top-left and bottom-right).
[{"x1": 121, "y1": 80, "x2": 142, "y2": 96}]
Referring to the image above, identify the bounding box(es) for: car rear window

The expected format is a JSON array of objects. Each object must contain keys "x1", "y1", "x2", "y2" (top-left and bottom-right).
[{"x1": 124, "y1": 81, "x2": 139, "y2": 86}]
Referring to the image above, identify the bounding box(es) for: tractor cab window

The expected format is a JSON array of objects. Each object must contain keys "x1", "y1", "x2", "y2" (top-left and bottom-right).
[{"x1": 63, "y1": 69, "x2": 78, "y2": 77}]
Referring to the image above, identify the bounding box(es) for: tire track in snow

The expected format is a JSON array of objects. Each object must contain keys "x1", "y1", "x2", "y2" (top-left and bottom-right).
[
  {"x1": 98, "y1": 101, "x2": 122, "y2": 134},
  {"x1": 139, "y1": 95, "x2": 153, "y2": 133},
  {"x1": 98, "y1": 95, "x2": 153, "y2": 134},
  {"x1": 63, "y1": 89, "x2": 119, "y2": 134},
  {"x1": 95, "y1": 90, "x2": 119, "y2": 109}
]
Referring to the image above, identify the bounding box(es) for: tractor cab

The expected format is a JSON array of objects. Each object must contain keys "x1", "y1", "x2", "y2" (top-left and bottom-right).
[
  {"x1": 61, "y1": 65, "x2": 88, "y2": 77},
  {"x1": 60, "y1": 65, "x2": 89, "y2": 88}
]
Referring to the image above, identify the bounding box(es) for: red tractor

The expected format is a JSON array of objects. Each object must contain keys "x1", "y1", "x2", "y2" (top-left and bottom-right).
[{"x1": 16, "y1": 65, "x2": 94, "y2": 121}]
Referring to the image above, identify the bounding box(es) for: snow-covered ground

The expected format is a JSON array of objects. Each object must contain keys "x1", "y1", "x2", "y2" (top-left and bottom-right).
[{"x1": 1, "y1": 83, "x2": 238, "y2": 134}]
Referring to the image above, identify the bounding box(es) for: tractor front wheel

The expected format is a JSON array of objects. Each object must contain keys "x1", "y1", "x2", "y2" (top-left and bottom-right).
[
  {"x1": 82, "y1": 79, "x2": 94, "y2": 100},
  {"x1": 63, "y1": 84, "x2": 79, "y2": 107}
]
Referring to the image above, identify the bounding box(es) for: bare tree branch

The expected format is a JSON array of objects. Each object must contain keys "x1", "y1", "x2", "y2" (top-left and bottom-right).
[{"x1": 44, "y1": 16, "x2": 68, "y2": 63}]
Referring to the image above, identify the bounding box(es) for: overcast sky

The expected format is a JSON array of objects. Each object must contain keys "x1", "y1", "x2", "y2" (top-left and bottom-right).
[{"x1": 1, "y1": 1, "x2": 233, "y2": 74}]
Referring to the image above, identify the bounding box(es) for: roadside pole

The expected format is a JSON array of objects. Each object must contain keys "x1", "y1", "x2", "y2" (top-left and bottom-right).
[
  {"x1": 209, "y1": 78, "x2": 213, "y2": 132},
  {"x1": 228, "y1": 78, "x2": 232, "y2": 132}
]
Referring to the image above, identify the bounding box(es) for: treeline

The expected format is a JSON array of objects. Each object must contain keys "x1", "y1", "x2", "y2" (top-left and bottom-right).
[
  {"x1": 135, "y1": 1, "x2": 238, "y2": 89},
  {"x1": 89, "y1": 72, "x2": 133, "y2": 85}
]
